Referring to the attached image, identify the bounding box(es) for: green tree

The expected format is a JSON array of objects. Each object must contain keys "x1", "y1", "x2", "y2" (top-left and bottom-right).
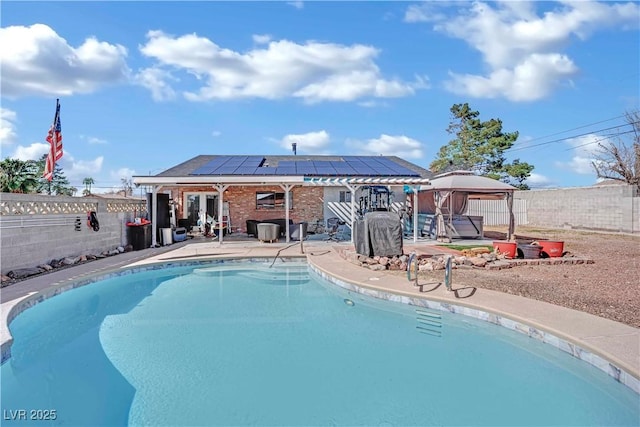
[
  {"x1": 0, "y1": 158, "x2": 39, "y2": 193},
  {"x1": 34, "y1": 154, "x2": 75, "y2": 196},
  {"x1": 430, "y1": 103, "x2": 534, "y2": 189},
  {"x1": 82, "y1": 177, "x2": 95, "y2": 196}
]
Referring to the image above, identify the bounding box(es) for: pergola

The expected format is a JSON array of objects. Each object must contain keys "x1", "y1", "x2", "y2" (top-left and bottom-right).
[{"x1": 132, "y1": 175, "x2": 432, "y2": 246}]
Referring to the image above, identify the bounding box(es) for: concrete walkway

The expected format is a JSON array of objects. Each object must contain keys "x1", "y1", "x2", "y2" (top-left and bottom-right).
[{"x1": 1, "y1": 236, "x2": 638, "y2": 393}]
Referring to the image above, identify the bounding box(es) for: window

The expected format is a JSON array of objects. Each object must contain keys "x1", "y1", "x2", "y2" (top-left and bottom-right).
[
  {"x1": 256, "y1": 192, "x2": 293, "y2": 210},
  {"x1": 339, "y1": 191, "x2": 352, "y2": 203}
]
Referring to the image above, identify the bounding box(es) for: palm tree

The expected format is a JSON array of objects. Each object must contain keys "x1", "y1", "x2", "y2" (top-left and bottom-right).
[
  {"x1": 83, "y1": 177, "x2": 95, "y2": 196},
  {"x1": 0, "y1": 158, "x2": 39, "y2": 193}
]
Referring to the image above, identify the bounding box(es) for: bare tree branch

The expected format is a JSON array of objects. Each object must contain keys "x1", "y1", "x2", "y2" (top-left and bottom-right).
[{"x1": 591, "y1": 110, "x2": 640, "y2": 190}]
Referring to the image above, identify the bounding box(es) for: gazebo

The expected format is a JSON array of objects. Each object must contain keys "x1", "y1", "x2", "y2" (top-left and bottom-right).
[{"x1": 419, "y1": 171, "x2": 517, "y2": 242}]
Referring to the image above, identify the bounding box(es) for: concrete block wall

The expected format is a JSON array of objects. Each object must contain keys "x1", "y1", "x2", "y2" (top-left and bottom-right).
[
  {"x1": 515, "y1": 184, "x2": 639, "y2": 234},
  {"x1": 0, "y1": 193, "x2": 145, "y2": 274}
]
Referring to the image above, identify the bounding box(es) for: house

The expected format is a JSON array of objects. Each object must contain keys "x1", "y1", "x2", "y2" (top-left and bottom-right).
[{"x1": 132, "y1": 155, "x2": 432, "y2": 245}]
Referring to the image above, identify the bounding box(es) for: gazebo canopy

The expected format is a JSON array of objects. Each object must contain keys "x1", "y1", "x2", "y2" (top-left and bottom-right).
[{"x1": 421, "y1": 170, "x2": 516, "y2": 194}]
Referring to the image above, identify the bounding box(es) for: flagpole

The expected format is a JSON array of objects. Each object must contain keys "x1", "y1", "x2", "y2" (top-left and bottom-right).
[{"x1": 43, "y1": 99, "x2": 62, "y2": 182}]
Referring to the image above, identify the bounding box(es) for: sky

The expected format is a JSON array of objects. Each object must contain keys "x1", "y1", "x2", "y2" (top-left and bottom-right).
[{"x1": 1, "y1": 1, "x2": 639, "y2": 193}]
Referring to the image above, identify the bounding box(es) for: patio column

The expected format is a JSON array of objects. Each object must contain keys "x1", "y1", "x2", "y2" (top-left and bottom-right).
[
  {"x1": 413, "y1": 185, "x2": 419, "y2": 243},
  {"x1": 280, "y1": 184, "x2": 295, "y2": 243},
  {"x1": 345, "y1": 183, "x2": 359, "y2": 244},
  {"x1": 151, "y1": 185, "x2": 158, "y2": 247},
  {"x1": 507, "y1": 192, "x2": 515, "y2": 241},
  {"x1": 214, "y1": 184, "x2": 229, "y2": 244}
]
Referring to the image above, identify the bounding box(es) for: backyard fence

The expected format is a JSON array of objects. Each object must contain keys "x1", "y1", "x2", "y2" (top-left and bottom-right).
[
  {"x1": 0, "y1": 193, "x2": 147, "y2": 274},
  {"x1": 465, "y1": 184, "x2": 639, "y2": 234}
]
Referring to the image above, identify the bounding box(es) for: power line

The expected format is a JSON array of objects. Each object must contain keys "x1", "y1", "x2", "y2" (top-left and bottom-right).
[
  {"x1": 510, "y1": 121, "x2": 636, "y2": 153},
  {"x1": 512, "y1": 114, "x2": 628, "y2": 147},
  {"x1": 561, "y1": 129, "x2": 637, "y2": 152}
]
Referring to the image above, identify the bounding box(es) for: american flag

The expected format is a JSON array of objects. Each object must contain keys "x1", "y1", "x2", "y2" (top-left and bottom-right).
[{"x1": 43, "y1": 99, "x2": 63, "y2": 182}]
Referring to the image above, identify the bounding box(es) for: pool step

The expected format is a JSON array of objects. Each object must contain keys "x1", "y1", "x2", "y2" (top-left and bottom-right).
[
  {"x1": 237, "y1": 270, "x2": 310, "y2": 285},
  {"x1": 415, "y1": 308, "x2": 442, "y2": 337}
]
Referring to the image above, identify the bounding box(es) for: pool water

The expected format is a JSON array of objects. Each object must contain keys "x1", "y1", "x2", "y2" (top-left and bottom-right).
[{"x1": 1, "y1": 261, "x2": 638, "y2": 426}]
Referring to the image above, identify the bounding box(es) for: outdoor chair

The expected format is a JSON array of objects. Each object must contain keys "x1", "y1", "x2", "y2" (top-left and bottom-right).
[{"x1": 325, "y1": 217, "x2": 345, "y2": 241}]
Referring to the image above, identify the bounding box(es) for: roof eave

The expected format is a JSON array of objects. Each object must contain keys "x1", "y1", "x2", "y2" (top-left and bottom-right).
[{"x1": 132, "y1": 175, "x2": 306, "y2": 186}]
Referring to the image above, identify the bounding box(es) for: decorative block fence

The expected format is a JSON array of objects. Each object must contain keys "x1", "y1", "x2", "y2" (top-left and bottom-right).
[{"x1": 0, "y1": 193, "x2": 147, "y2": 274}]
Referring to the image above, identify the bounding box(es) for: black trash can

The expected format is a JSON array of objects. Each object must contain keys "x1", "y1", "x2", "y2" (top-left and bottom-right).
[{"x1": 127, "y1": 223, "x2": 152, "y2": 251}]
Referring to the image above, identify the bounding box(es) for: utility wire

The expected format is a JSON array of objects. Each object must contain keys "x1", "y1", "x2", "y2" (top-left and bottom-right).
[
  {"x1": 561, "y1": 129, "x2": 637, "y2": 152},
  {"x1": 512, "y1": 114, "x2": 627, "y2": 147},
  {"x1": 510, "y1": 121, "x2": 637, "y2": 153}
]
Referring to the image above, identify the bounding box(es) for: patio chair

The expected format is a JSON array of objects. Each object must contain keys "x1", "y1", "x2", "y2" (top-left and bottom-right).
[{"x1": 325, "y1": 217, "x2": 345, "y2": 241}]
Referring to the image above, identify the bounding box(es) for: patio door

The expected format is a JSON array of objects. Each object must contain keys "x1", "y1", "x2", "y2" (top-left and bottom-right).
[{"x1": 184, "y1": 192, "x2": 218, "y2": 230}]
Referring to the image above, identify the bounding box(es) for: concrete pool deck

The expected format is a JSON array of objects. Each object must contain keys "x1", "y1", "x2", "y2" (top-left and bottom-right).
[{"x1": 1, "y1": 236, "x2": 638, "y2": 393}]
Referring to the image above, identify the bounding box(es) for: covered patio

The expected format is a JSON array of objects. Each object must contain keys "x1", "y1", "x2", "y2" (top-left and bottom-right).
[{"x1": 133, "y1": 174, "x2": 433, "y2": 247}]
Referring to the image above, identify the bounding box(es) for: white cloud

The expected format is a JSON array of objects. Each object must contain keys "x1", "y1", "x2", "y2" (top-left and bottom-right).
[
  {"x1": 526, "y1": 172, "x2": 556, "y2": 188},
  {"x1": 277, "y1": 130, "x2": 331, "y2": 153},
  {"x1": 347, "y1": 134, "x2": 424, "y2": 159},
  {"x1": 138, "y1": 31, "x2": 427, "y2": 103},
  {"x1": 11, "y1": 142, "x2": 49, "y2": 161},
  {"x1": 211, "y1": 130, "x2": 222, "y2": 137},
  {"x1": 554, "y1": 133, "x2": 602, "y2": 175},
  {"x1": 110, "y1": 167, "x2": 136, "y2": 181},
  {"x1": 252, "y1": 34, "x2": 272, "y2": 45},
  {"x1": 63, "y1": 155, "x2": 104, "y2": 183},
  {"x1": 287, "y1": 1, "x2": 304, "y2": 10},
  {"x1": 404, "y1": 2, "x2": 450, "y2": 23},
  {"x1": 0, "y1": 24, "x2": 130, "y2": 98},
  {"x1": 134, "y1": 67, "x2": 177, "y2": 101},
  {"x1": 0, "y1": 108, "x2": 18, "y2": 146},
  {"x1": 79, "y1": 135, "x2": 108, "y2": 145},
  {"x1": 407, "y1": 1, "x2": 639, "y2": 101},
  {"x1": 445, "y1": 53, "x2": 578, "y2": 101}
]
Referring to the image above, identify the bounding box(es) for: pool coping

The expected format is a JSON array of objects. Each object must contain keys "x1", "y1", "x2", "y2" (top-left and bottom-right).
[{"x1": 1, "y1": 243, "x2": 638, "y2": 396}]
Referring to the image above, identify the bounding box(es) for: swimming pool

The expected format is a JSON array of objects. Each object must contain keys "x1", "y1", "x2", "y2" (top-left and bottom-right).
[{"x1": 1, "y1": 259, "x2": 638, "y2": 426}]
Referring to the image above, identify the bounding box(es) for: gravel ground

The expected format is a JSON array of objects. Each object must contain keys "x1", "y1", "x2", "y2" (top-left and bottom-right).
[{"x1": 415, "y1": 227, "x2": 640, "y2": 328}]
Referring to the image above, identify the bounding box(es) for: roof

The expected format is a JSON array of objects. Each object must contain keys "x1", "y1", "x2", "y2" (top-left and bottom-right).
[
  {"x1": 420, "y1": 170, "x2": 516, "y2": 193},
  {"x1": 154, "y1": 155, "x2": 432, "y2": 179}
]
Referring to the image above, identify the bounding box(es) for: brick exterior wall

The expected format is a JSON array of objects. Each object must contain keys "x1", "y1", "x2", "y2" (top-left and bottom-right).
[{"x1": 168, "y1": 185, "x2": 324, "y2": 233}]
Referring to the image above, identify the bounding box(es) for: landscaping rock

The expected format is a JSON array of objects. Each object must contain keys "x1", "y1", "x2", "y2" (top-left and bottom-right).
[{"x1": 7, "y1": 267, "x2": 44, "y2": 279}]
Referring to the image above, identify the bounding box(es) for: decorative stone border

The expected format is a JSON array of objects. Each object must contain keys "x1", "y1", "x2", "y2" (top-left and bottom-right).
[{"x1": 307, "y1": 263, "x2": 640, "y2": 395}]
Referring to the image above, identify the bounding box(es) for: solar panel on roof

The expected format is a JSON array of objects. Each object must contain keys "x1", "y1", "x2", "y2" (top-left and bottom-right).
[
  {"x1": 316, "y1": 166, "x2": 336, "y2": 173},
  {"x1": 245, "y1": 156, "x2": 264, "y2": 166},
  {"x1": 275, "y1": 167, "x2": 296, "y2": 175},
  {"x1": 296, "y1": 165, "x2": 316, "y2": 175},
  {"x1": 191, "y1": 158, "x2": 227, "y2": 175},
  {"x1": 234, "y1": 166, "x2": 256, "y2": 175},
  {"x1": 225, "y1": 159, "x2": 245, "y2": 166},
  {"x1": 252, "y1": 168, "x2": 273, "y2": 175},
  {"x1": 215, "y1": 166, "x2": 240, "y2": 174}
]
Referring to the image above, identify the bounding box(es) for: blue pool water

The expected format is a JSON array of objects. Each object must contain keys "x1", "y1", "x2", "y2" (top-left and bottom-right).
[{"x1": 1, "y1": 261, "x2": 638, "y2": 426}]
